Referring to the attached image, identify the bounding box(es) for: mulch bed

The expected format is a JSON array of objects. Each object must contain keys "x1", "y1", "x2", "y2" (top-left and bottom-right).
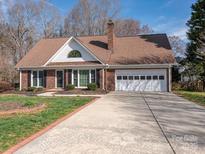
[
  {"x1": 0, "y1": 102, "x2": 46, "y2": 116},
  {"x1": 0, "y1": 102, "x2": 25, "y2": 111},
  {"x1": 56, "y1": 88, "x2": 107, "y2": 95},
  {"x1": 0, "y1": 90, "x2": 45, "y2": 96}
]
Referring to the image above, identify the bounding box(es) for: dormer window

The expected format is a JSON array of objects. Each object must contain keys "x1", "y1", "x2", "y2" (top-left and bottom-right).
[{"x1": 68, "y1": 50, "x2": 82, "y2": 58}]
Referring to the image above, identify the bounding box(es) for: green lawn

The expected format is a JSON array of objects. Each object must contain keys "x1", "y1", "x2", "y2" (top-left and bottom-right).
[
  {"x1": 0, "y1": 95, "x2": 92, "y2": 153},
  {"x1": 174, "y1": 90, "x2": 205, "y2": 106}
]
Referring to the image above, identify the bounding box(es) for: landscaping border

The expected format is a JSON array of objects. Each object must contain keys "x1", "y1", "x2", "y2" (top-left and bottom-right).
[
  {"x1": 0, "y1": 104, "x2": 46, "y2": 117},
  {"x1": 3, "y1": 97, "x2": 98, "y2": 154}
]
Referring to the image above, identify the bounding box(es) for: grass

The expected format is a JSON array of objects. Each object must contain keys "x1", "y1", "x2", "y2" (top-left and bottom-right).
[
  {"x1": 0, "y1": 95, "x2": 92, "y2": 153},
  {"x1": 174, "y1": 90, "x2": 205, "y2": 106}
]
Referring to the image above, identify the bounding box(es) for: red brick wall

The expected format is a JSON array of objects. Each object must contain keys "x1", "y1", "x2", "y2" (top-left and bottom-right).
[
  {"x1": 105, "y1": 69, "x2": 115, "y2": 91},
  {"x1": 21, "y1": 70, "x2": 29, "y2": 90},
  {"x1": 46, "y1": 70, "x2": 55, "y2": 89},
  {"x1": 68, "y1": 69, "x2": 72, "y2": 84},
  {"x1": 96, "y1": 69, "x2": 100, "y2": 88}
]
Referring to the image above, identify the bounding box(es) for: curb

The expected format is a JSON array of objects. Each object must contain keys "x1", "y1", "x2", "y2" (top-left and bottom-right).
[{"x1": 3, "y1": 97, "x2": 98, "y2": 154}]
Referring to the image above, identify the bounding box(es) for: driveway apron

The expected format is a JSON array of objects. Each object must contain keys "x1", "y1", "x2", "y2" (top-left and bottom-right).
[{"x1": 142, "y1": 92, "x2": 205, "y2": 154}]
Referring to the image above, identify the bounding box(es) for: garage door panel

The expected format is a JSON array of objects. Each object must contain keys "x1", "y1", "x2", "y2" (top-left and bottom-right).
[{"x1": 115, "y1": 69, "x2": 167, "y2": 92}]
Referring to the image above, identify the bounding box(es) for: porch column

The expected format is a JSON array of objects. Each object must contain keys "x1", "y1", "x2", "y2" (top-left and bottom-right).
[
  {"x1": 20, "y1": 70, "x2": 22, "y2": 91},
  {"x1": 168, "y1": 67, "x2": 172, "y2": 92},
  {"x1": 102, "y1": 69, "x2": 105, "y2": 90}
]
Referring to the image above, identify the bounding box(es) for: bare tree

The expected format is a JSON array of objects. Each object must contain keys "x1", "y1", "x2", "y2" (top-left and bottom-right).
[
  {"x1": 168, "y1": 35, "x2": 186, "y2": 58},
  {"x1": 114, "y1": 19, "x2": 141, "y2": 36},
  {"x1": 5, "y1": 0, "x2": 39, "y2": 64},
  {"x1": 37, "y1": 0, "x2": 62, "y2": 38},
  {"x1": 64, "y1": 0, "x2": 120, "y2": 36},
  {"x1": 140, "y1": 24, "x2": 154, "y2": 34},
  {"x1": 0, "y1": 0, "x2": 40, "y2": 83}
]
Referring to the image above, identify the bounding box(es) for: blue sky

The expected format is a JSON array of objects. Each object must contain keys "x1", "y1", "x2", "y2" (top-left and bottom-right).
[{"x1": 49, "y1": 0, "x2": 196, "y2": 40}]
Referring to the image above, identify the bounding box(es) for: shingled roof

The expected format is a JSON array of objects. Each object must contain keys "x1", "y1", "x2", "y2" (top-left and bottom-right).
[{"x1": 16, "y1": 34, "x2": 175, "y2": 68}]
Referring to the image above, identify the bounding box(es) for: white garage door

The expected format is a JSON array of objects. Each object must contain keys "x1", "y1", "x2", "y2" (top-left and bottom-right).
[{"x1": 115, "y1": 69, "x2": 167, "y2": 92}]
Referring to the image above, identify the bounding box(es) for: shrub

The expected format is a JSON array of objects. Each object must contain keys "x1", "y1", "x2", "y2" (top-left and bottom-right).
[
  {"x1": 27, "y1": 87, "x2": 44, "y2": 93},
  {"x1": 36, "y1": 87, "x2": 43, "y2": 92},
  {"x1": 65, "y1": 84, "x2": 75, "y2": 90},
  {"x1": 172, "y1": 82, "x2": 182, "y2": 91},
  {"x1": 23, "y1": 100, "x2": 36, "y2": 107},
  {"x1": 27, "y1": 87, "x2": 36, "y2": 92},
  {"x1": 87, "y1": 83, "x2": 97, "y2": 91},
  {"x1": 0, "y1": 81, "x2": 12, "y2": 92}
]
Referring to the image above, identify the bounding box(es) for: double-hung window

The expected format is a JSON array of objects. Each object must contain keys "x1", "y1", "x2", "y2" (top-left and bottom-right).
[
  {"x1": 73, "y1": 70, "x2": 78, "y2": 87},
  {"x1": 32, "y1": 71, "x2": 38, "y2": 87},
  {"x1": 91, "y1": 70, "x2": 96, "y2": 83},
  {"x1": 31, "y1": 70, "x2": 44, "y2": 87}
]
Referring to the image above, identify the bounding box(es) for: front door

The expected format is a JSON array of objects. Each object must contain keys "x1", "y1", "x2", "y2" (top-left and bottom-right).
[{"x1": 56, "y1": 70, "x2": 64, "y2": 88}]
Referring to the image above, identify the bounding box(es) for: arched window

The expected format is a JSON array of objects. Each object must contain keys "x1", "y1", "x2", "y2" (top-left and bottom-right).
[{"x1": 68, "y1": 50, "x2": 82, "y2": 58}]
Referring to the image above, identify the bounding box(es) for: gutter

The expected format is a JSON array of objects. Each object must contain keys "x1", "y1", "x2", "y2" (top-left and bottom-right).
[
  {"x1": 106, "y1": 63, "x2": 176, "y2": 69},
  {"x1": 16, "y1": 65, "x2": 106, "y2": 70},
  {"x1": 16, "y1": 63, "x2": 177, "y2": 70}
]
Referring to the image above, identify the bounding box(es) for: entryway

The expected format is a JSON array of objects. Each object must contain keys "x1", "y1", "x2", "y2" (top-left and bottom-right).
[{"x1": 56, "y1": 70, "x2": 64, "y2": 88}]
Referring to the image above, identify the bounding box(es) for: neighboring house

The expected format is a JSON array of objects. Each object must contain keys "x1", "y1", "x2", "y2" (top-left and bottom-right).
[{"x1": 15, "y1": 20, "x2": 176, "y2": 92}]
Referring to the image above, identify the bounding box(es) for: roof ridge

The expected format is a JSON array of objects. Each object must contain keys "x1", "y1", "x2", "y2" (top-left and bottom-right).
[
  {"x1": 38, "y1": 33, "x2": 168, "y2": 40},
  {"x1": 77, "y1": 34, "x2": 106, "y2": 37},
  {"x1": 116, "y1": 33, "x2": 167, "y2": 38}
]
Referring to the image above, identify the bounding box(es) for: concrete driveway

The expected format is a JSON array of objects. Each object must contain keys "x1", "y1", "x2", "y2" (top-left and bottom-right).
[{"x1": 15, "y1": 92, "x2": 205, "y2": 154}]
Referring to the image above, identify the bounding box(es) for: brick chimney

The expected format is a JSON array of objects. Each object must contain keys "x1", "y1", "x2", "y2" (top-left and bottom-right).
[{"x1": 107, "y1": 20, "x2": 114, "y2": 51}]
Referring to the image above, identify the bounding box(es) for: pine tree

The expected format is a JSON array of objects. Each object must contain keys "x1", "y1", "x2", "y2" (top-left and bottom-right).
[{"x1": 186, "y1": 0, "x2": 205, "y2": 90}]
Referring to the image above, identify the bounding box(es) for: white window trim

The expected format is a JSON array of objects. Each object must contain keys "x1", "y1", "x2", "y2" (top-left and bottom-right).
[
  {"x1": 20, "y1": 70, "x2": 22, "y2": 90},
  {"x1": 71, "y1": 69, "x2": 96, "y2": 88},
  {"x1": 55, "y1": 70, "x2": 64, "y2": 88},
  {"x1": 31, "y1": 70, "x2": 44, "y2": 88}
]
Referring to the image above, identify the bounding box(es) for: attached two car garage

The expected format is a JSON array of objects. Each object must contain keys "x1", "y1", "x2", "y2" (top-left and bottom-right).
[{"x1": 115, "y1": 69, "x2": 169, "y2": 92}]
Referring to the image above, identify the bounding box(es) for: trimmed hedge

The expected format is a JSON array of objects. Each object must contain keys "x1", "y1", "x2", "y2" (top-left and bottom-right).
[
  {"x1": 27, "y1": 87, "x2": 43, "y2": 93},
  {"x1": 65, "y1": 84, "x2": 75, "y2": 90},
  {"x1": 87, "y1": 83, "x2": 97, "y2": 91}
]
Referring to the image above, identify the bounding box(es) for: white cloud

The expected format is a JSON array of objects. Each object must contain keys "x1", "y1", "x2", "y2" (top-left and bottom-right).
[{"x1": 171, "y1": 27, "x2": 188, "y2": 40}]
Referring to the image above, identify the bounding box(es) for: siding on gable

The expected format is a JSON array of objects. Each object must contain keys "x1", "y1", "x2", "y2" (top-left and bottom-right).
[{"x1": 51, "y1": 39, "x2": 96, "y2": 63}]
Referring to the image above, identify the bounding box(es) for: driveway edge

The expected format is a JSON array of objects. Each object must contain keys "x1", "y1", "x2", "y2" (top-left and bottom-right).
[{"x1": 3, "y1": 97, "x2": 98, "y2": 154}]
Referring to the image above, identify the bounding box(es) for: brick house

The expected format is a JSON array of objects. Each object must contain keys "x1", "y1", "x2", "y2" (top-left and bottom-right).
[{"x1": 16, "y1": 20, "x2": 176, "y2": 92}]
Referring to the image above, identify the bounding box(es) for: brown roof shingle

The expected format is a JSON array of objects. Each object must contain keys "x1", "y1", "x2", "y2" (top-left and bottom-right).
[
  {"x1": 78, "y1": 34, "x2": 175, "y2": 65},
  {"x1": 16, "y1": 34, "x2": 175, "y2": 68},
  {"x1": 15, "y1": 38, "x2": 68, "y2": 68}
]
